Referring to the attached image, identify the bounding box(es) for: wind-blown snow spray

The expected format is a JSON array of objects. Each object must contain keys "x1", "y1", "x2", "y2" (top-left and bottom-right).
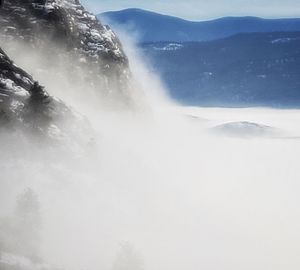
[{"x1": 1, "y1": 13, "x2": 300, "y2": 270}]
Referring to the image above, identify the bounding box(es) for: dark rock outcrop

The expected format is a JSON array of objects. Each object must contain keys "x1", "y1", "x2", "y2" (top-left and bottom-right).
[
  {"x1": 0, "y1": 46, "x2": 79, "y2": 137},
  {"x1": 0, "y1": 0, "x2": 135, "y2": 104},
  {"x1": 0, "y1": 47, "x2": 49, "y2": 127},
  {"x1": 0, "y1": 0, "x2": 141, "y2": 142}
]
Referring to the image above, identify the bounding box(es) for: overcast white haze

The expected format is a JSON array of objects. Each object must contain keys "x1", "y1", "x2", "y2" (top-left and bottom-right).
[{"x1": 81, "y1": 0, "x2": 300, "y2": 20}]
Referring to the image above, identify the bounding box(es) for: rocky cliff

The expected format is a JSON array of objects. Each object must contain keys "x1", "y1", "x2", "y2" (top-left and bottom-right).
[
  {"x1": 0, "y1": 0, "x2": 135, "y2": 105},
  {"x1": 0, "y1": 2, "x2": 138, "y2": 269},
  {"x1": 0, "y1": 0, "x2": 140, "y2": 139},
  {"x1": 0, "y1": 46, "x2": 90, "y2": 147}
]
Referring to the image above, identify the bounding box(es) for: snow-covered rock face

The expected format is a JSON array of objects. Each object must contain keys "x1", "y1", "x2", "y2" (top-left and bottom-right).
[
  {"x1": 0, "y1": 0, "x2": 125, "y2": 62},
  {"x1": 0, "y1": 47, "x2": 43, "y2": 126},
  {"x1": 0, "y1": 0, "x2": 134, "y2": 104},
  {"x1": 0, "y1": 47, "x2": 90, "y2": 149},
  {"x1": 0, "y1": 2, "x2": 140, "y2": 269},
  {"x1": 0, "y1": 0, "x2": 140, "y2": 145}
]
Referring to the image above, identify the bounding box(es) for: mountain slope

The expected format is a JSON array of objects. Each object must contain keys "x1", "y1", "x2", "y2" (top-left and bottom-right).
[
  {"x1": 99, "y1": 8, "x2": 300, "y2": 42},
  {"x1": 0, "y1": 0, "x2": 136, "y2": 143},
  {"x1": 141, "y1": 32, "x2": 300, "y2": 107},
  {"x1": 0, "y1": 47, "x2": 57, "y2": 130},
  {"x1": 0, "y1": 46, "x2": 91, "y2": 144},
  {"x1": 0, "y1": 0, "x2": 137, "y2": 106}
]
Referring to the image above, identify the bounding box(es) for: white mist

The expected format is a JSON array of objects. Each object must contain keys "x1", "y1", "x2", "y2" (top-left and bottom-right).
[{"x1": 1, "y1": 29, "x2": 300, "y2": 270}]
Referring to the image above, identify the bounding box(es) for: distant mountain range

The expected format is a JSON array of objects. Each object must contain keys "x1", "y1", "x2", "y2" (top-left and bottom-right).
[
  {"x1": 99, "y1": 8, "x2": 300, "y2": 107},
  {"x1": 99, "y1": 8, "x2": 300, "y2": 42},
  {"x1": 141, "y1": 32, "x2": 300, "y2": 107}
]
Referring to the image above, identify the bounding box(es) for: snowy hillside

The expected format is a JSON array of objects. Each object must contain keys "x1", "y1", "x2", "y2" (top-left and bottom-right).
[{"x1": 0, "y1": 0, "x2": 139, "y2": 106}]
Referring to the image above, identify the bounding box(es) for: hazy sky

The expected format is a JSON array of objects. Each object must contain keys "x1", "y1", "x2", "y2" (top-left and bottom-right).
[{"x1": 81, "y1": 0, "x2": 300, "y2": 20}]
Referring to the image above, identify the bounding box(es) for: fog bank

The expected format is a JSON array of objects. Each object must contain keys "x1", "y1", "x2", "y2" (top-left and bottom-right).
[{"x1": 1, "y1": 32, "x2": 300, "y2": 270}]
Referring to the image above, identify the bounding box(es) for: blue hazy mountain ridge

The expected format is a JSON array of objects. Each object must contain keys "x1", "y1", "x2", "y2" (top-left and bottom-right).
[
  {"x1": 141, "y1": 32, "x2": 300, "y2": 107},
  {"x1": 99, "y1": 8, "x2": 300, "y2": 42}
]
